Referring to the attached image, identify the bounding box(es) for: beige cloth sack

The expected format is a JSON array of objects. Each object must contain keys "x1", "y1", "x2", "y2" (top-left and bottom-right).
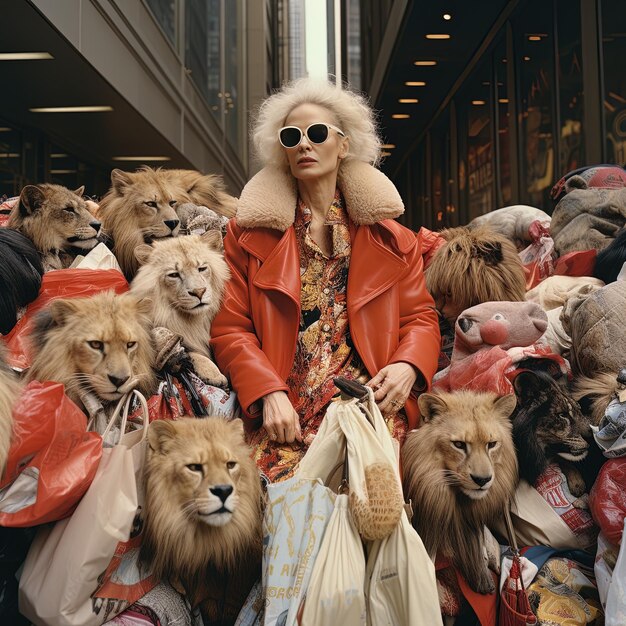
[
  {"x1": 70, "y1": 242, "x2": 123, "y2": 272},
  {"x1": 19, "y1": 391, "x2": 149, "y2": 626},
  {"x1": 525, "y1": 275, "x2": 604, "y2": 310},
  {"x1": 300, "y1": 494, "x2": 367, "y2": 626}
]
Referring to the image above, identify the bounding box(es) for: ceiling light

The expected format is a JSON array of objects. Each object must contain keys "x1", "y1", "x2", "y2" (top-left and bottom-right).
[
  {"x1": 0, "y1": 153, "x2": 20, "y2": 158},
  {"x1": 528, "y1": 36, "x2": 541, "y2": 41},
  {"x1": 111, "y1": 156, "x2": 171, "y2": 161},
  {"x1": 499, "y1": 98, "x2": 509, "y2": 104},
  {"x1": 414, "y1": 60, "x2": 437, "y2": 66},
  {"x1": 50, "y1": 153, "x2": 69, "y2": 158},
  {"x1": 0, "y1": 52, "x2": 53, "y2": 60},
  {"x1": 381, "y1": 151, "x2": 392, "y2": 157},
  {"x1": 405, "y1": 81, "x2": 426, "y2": 86},
  {"x1": 50, "y1": 169, "x2": 77, "y2": 174},
  {"x1": 472, "y1": 100, "x2": 486, "y2": 105},
  {"x1": 443, "y1": 13, "x2": 452, "y2": 20},
  {"x1": 391, "y1": 114, "x2": 410, "y2": 119},
  {"x1": 30, "y1": 105, "x2": 113, "y2": 113},
  {"x1": 398, "y1": 98, "x2": 419, "y2": 103},
  {"x1": 523, "y1": 56, "x2": 531, "y2": 61},
  {"x1": 0, "y1": 127, "x2": 12, "y2": 132},
  {"x1": 381, "y1": 144, "x2": 396, "y2": 149},
  {"x1": 425, "y1": 34, "x2": 451, "y2": 40}
]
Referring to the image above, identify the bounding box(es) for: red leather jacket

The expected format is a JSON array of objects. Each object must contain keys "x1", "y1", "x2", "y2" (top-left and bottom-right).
[{"x1": 210, "y1": 162, "x2": 441, "y2": 430}]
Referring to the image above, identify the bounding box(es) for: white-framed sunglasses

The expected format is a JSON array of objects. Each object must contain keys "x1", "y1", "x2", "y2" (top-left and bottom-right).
[{"x1": 278, "y1": 122, "x2": 346, "y2": 149}]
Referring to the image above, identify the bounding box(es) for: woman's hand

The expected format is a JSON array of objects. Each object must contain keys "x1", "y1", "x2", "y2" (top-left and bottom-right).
[
  {"x1": 262, "y1": 391, "x2": 302, "y2": 444},
  {"x1": 366, "y1": 362, "x2": 418, "y2": 415}
]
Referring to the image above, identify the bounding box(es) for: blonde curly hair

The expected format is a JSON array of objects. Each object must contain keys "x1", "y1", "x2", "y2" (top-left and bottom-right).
[{"x1": 252, "y1": 77, "x2": 381, "y2": 169}]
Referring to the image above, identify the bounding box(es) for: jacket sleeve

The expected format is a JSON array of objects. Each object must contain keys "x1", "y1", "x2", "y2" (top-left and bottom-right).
[
  {"x1": 388, "y1": 231, "x2": 441, "y2": 391},
  {"x1": 210, "y1": 222, "x2": 289, "y2": 420}
]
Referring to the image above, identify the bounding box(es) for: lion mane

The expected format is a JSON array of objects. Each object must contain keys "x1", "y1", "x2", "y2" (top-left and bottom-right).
[
  {"x1": 0, "y1": 345, "x2": 19, "y2": 474},
  {"x1": 26, "y1": 291, "x2": 155, "y2": 410},
  {"x1": 402, "y1": 390, "x2": 518, "y2": 594},
  {"x1": 141, "y1": 417, "x2": 262, "y2": 620},
  {"x1": 425, "y1": 225, "x2": 526, "y2": 322}
]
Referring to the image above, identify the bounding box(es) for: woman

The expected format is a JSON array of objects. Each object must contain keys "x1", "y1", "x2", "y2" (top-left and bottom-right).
[{"x1": 211, "y1": 78, "x2": 440, "y2": 482}]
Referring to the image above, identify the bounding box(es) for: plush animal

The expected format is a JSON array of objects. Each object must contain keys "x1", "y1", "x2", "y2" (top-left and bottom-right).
[
  {"x1": 511, "y1": 370, "x2": 589, "y2": 496},
  {"x1": 0, "y1": 345, "x2": 18, "y2": 475},
  {"x1": 402, "y1": 390, "x2": 518, "y2": 594},
  {"x1": 141, "y1": 417, "x2": 262, "y2": 624},
  {"x1": 7, "y1": 184, "x2": 101, "y2": 271},
  {"x1": 161, "y1": 169, "x2": 237, "y2": 218},
  {"x1": 425, "y1": 226, "x2": 526, "y2": 323},
  {"x1": 98, "y1": 168, "x2": 181, "y2": 279},
  {"x1": 26, "y1": 291, "x2": 155, "y2": 411},
  {"x1": 469, "y1": 205, "x2": 551, "y2": 250},
  {"x1": 131, "y1": 231, "x2": 229, "y2": 387},
  {"x1": 550, "y1": 176, "x2": 626, "y2": 256},
  {"x1": 0, "y1": 229, "x2": 44, "y2": 335},
  {"x1": 593, "y1": 228, "x2": 626, "y2": 284}
]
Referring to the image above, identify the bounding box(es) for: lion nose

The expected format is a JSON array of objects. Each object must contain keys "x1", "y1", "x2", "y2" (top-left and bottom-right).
[
  {"x1": 108, "y1": 374, "x2": 130, "y2": 388},
  {"x1": 471, "y1": 474, "x2": 492, "y2": 488},
  {"x1": 189, "y1": 287, "x2": 206, "y2": 300},
  {"x1": 90, "y1": 221, "x2": 102, "y2": 233},
  {"x1": 164, "y1": 219, "x2": 180, "y2": 232},
  {"x1": 210, "y1": 484, "x2": 233, "y2": 503}
]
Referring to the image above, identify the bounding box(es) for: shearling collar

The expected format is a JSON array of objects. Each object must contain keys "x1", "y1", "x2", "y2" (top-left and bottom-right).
[{"x1": 236, "y1": 160, "x2": 404, "y2": 231}]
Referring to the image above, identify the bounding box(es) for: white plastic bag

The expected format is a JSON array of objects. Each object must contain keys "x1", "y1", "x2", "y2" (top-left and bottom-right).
[{"x1": 605, "y1": 524, "x2": 626, "y2": 626}]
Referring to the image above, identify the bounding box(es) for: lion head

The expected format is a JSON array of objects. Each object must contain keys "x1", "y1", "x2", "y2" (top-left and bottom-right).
[
  {"x1": 130, "y1": 231, "x2": 230, "y2": 358},
  {"x1": 8, "y1": 183, "x2": 101, "y2": 258},
  {"x1": 402, "y1": 390, "x2": 518, "y2": 592},
  {"x1": 141, "y1": 417, "x2": 262, "y2": 591},
  {"x1": 99, "y1": 167, "x2": 181, "y2": 279},
  {"x1": 27, "y1": 291, "x2": 155, "y2": 407},
  {"x1": 425, "y1": 225, "x2": 526, "y2": 323},
  {"x1": 513, "y1": 370, "x2": 590, "y2": 485}
]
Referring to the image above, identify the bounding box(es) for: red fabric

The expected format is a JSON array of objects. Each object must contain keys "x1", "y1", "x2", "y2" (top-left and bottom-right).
[
  {"x1": 1, "y1": 268, "x2": 128, "y2": 370},
  {"x1": 211, "y1": 219, "x2": 441, "y2": 430},
  {"x1": 418, "y1": 226, "x2": 446, "y2": 269},
  {"x1": 553, "y1": 249, "x2": 597, "y2": 277},
  {"x1": 499, "y1": 555, "x2": 537, "y2": 625},
  {"x1": 589, "y1": 458, "x2": 626, "y2": 546},
  {"x1": 0, "y1": 381, "x2": 102, "y2": 527}
]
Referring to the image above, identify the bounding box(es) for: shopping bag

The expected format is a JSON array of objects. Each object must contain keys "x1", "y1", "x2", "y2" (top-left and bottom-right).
[
  {"x1": 366, "y1": 509, "x2": 442, "y2": 626},
  {"x1": 0, "y1": 381, "x2": 102, "y2": 527},
  {"x1": 299, "y1": 494, "x2": 366, "y2": 625},
  {"x1": 604, "y1": 525, "x2": 626, "y2": 626},
  {"x1": 261, "y1": 477, "x2": 336, "y2": 626},
  {"x1": 19, "y1": 390, "x2": 151, "y2": 626}
]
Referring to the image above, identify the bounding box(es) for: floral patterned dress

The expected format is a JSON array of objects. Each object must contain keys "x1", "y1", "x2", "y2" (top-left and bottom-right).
[{"x1": 248, "y1": 190, "x2": 407, "y2": 483}]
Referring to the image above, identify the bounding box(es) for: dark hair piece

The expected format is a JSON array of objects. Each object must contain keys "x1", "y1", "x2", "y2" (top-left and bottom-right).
[
  {"x1": 593, "y1": 228, "x2": 626, "y2": 284},
  {"x1": 0, "y1": 229, "x2": 44, "y2": 335}
]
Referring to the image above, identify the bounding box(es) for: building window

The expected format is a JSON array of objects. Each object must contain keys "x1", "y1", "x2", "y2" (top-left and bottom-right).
[
  {"x1": 495, "y1": 40, "x2": 512, "y2": 206},
  {"x1": 144, "y1": 0, "x2": 177, "y2": 45},
  {"x1": 185, "y1": 0, "x2": 221, "y2": 119},
  {"x1": 557, "y1": 0, "x2": 585, "y2": 173},
  {"x1": 515, "y1": 1, "x2": 556, "y2": 209},
  {"x1": 602, "y1": 0, "x2": 626, "y2": 165},
  {"x1": 224, "y1": 0, "x2": 242, "y2": 152}
]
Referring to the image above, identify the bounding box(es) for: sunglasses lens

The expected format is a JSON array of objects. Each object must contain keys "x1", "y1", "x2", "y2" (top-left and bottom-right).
[
  {"x1": 280, "y1": 127, "x2": 302, "y2": 148},
  {"x1": 307, "y1": 123, "x2": 329, "y2": 144}
]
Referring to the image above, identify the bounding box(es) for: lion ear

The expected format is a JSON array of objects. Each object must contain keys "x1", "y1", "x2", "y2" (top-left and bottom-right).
[
  {"x1": 134, "y1": 244, "x2": 154, "y2": 265},
  {"x1": 227, "y1": 417, "x2": 245, "y2": 437},
  {"x1": 111, "y1": 168, "x2": 133, "y2": 194},
  {"x1": 148, "y1": 419, "x2": 178, "y2": 454},
  {"x1": 200, "y1": 229, "x2": 224, "y2": 251},
  {"x1": 512, "y1": 371, "x2": 541, "y2": 403},
  {"x1": 73, "y1": 185, "x2": 85, "y2": 198},
  {"x1": 49, "y1": 299, "x2": 80, "y2": 325},
  {"x1": 19, "y1": 185, "x2": 46, "y2": 216},
  {"x1": 418, "y1": 392, "x2": 448, "y2": 422},
  {"x1": 135, "y1": 297, "x2": 153, "y2": 317},
  {"x1": 494, "y1": 393, "x2": 518, "y2": 418}
]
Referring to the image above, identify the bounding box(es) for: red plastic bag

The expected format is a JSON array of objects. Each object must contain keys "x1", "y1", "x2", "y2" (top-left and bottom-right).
[
  {"x1": 1, "y1": 268, "x2": 128, "y2": 370},
  {"x1": 0, "y1": 381, "x2": 102, "y2": 527},
  {"x1": 589, "y1": 458, "x2": 626, "y2": 546},
  {"x1": 520, "y1": 220, "x2": 555, "y2": 290},
  {"x1": 553, "y1": 249, "x2": 597, "y2": 278}
]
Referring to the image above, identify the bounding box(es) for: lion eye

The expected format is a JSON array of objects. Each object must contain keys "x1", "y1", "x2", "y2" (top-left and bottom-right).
[
  {"x1": 487, "y1": 441, "x2": 498, "y2": 449},
  {"x1": 88, "y1": 340, "x2": 104, "y2": 351},
  {"x1": 145, "y1": 201, "x2": 157, "y2": 208},
  {"x1": 169, "y1": 200, "x2": 177, "y2": 207},
  {"x1": 127, "y1": 341, "x2": 136, "y2": 349},
  {"x1": 226, "y1": 461, "x2": 237, "y2": 470},
  {"x1": 452, "y1": 441, "x2": 466, "y2": 450},
  {"x1": 198, "y1": 266, "x2": 208, "y2": 272},
  {"x1": 63, "y1": 206, "x2": 76, "y2": 214},
  {"x1": 186, "y1": 464, "x2": 203, "y2": 473},
  {"x1": 167, "y1": 272, "x2": 180, "y2": 279}
]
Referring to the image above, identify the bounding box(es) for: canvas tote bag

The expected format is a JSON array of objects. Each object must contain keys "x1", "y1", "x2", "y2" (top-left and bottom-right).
[{"x1": 19, "y1": 390, "x2": 149, "y2": 626}]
